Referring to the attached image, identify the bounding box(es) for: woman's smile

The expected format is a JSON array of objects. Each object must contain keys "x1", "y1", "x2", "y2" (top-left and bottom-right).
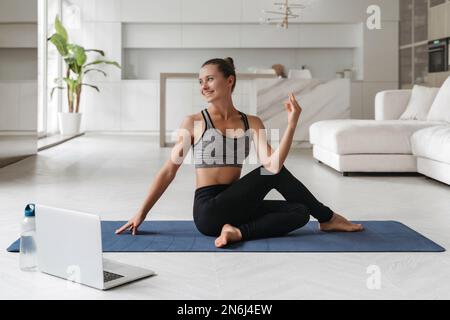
[{"x1": 204, "y1": 90, "x2": 215, "y2": 96}]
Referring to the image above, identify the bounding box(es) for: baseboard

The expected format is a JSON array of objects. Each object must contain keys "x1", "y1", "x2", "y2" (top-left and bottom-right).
[{"x1": 38, "y1": 133, "x2": 85, "y2": 151}]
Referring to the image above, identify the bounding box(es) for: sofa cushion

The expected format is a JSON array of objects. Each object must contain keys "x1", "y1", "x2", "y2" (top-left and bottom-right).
[
  {"x1": 411, "y1": 126, "x2": 450, "y2": 164},
  {"x1": 427, "y1": 76, "x2": 450, "y2": 123},
  {"x1": 375, "y1": 89, "x2": 412, "y2": 120},
  {"x1": 309, "y1": 119, "x2": 443, "y2": 155},
  {"x1": 399, "y1": 85, "x2": 439, "y2": 120}
]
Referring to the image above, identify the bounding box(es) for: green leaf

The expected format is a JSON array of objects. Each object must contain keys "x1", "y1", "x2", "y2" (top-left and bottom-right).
[
  {"x1": 64, "y1": 56, "x2": 76, "y2": 65},
  {"x1": 63, "y1": 77, "x2": 77, "y2": 93},
  {"x1": 81, "y1": 83, "x2": 100, "y2": 93},
  {"x1": 68, "y1": 64, "x2": 77, "y2": 74},
  {"x1": 48, "y1": 34, "x2": 68, "y2": 56},
  {"x1": 50, "y1": 86, "x2": 66, "y2": 100},
  {"x1": 66, "y1": 59, "x2": 80, "y2": 74},
  {"x1": 54, "y1": 15, "x2": 68, "y2": 42},
  {"x1": 85, "y1": 49, "x2": 105, "y2": 56},
  {"x1": 62, "y1": 77, "x2": 71, "y2": 85},
  {"x1": 84, "y1": 68, "x2": 107, "y2": 77},
  {"x1": 84, "y1": 60, "x2": 121, "y2": 69},
  {"x1": 67, "y1": 44, "x2": 87, "y2": 67}
]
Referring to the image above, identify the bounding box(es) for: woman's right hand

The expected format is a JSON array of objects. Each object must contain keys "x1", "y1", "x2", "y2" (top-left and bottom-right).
[
  {"x1": 115, "y1": 212, "x2": 146, "y2": 235},
  {"x1": 284, "y1": 92, "x2": 302, "y2": 127}
]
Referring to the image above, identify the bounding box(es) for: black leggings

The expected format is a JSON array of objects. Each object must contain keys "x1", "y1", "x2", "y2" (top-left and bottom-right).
[{"x1": 193, "y1": 165, "x2": 334, "y2": 241}]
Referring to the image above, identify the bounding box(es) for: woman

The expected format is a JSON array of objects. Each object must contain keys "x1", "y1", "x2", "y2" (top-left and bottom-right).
[{"x1": 116, "y1": 57, "x2": 363, "y2": 248}]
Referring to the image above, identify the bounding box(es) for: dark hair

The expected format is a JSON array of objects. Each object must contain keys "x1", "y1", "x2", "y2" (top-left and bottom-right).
[{"x1": 201, "y1": 57, "x2": 236, "y2": 93}]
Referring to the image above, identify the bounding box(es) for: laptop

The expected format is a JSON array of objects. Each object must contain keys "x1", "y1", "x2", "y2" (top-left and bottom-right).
[{"x1": 35, "y1": 204, "x2": 155, "y2": 290}]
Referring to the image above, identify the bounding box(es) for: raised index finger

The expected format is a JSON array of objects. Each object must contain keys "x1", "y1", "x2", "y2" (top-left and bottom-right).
[
  {"x1": 289, "y1": 93, "x2": 299, "y2": 105},
  {"x1": 290, "y1": 93, "x2": 298, "y2": 102}
]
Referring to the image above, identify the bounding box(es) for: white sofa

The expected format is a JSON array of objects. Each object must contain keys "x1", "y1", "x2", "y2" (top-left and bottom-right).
[
  {"x1": 309, "y1": 86, "x2": 450, "y2": 185},
  {"x1": 411, "y1": 125, "x2": 450, "y2": 185}
]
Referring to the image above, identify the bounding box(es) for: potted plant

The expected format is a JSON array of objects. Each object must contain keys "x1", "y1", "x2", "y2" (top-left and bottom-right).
[{"x1": 48, "y1": 15, "x2": 121, "y2": 135}]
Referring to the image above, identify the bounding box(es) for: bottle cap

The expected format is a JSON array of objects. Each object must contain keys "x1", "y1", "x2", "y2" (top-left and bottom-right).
[{"x1": 24, "y1": 204, "x2": 35, "y2": 217}]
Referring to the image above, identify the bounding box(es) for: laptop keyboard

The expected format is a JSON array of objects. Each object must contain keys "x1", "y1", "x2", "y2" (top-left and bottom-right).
[{"x1": 103, "y1": 270, "x2": 124, "y2": 283}]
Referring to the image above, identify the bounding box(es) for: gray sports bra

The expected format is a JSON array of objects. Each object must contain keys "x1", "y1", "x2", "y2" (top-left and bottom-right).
[{"x1": 192, "y1": 108, "x2": 252, "y2": 168}]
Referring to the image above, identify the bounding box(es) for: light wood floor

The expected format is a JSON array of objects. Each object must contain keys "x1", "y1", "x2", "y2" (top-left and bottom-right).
[{"x1": 1, "y1": 134, "x2": 450, "y2": 299}]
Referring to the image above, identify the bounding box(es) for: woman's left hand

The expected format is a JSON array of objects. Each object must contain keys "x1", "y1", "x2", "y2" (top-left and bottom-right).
[{"x1": 284, "y1": 92, "x2": 302, "y2": 127}]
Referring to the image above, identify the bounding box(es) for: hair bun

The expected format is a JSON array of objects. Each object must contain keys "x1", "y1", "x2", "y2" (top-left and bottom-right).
[{"x1": 224, "y1": 57, "x2": 235, "y2": 70}]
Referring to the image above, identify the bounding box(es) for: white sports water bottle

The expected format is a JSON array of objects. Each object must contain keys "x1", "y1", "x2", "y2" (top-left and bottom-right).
[{"x1": 19, "y1": 204, "x2": 37, "y2": 271}]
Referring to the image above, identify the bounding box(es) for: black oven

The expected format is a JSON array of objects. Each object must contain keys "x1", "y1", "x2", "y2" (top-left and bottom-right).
[{"x1": 428, "y1": 38, "x2": 449, "y2": 73}]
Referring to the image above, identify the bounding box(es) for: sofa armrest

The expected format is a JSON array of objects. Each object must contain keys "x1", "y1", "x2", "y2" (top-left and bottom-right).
[{"x1": 375, "y1": 90, "x2": 412, "y2": 120}]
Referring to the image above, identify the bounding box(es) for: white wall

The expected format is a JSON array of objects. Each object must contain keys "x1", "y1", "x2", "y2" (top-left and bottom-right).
[
  {"x1": 83, "y1": 0, "x2": 397, "y2": 132},
  {"x1": 363, "y1": 22, "x2": 399, "y2": 82},
  {"x1": 123, "y1": 48, "x2": 356, "y2": 80},
  {"x1": 120, "y1": 0, "x2": 398, "y2": 24},
  {"x1": 0, "y1": 49, "x2": 37, "y2": 81},
  {"x1": 428, "y1": 0, "x2": 450, "y2": 40},
  {"x1": 0, "y1": 2, "x2": 38, "y2": 81},
  {"x1": 71, "y1": 79, "x2": 253, "y2": 132},
  {"x1": 0, "y1": 0, "x2": 37, "y2": 134},
  {"x1": 0, "y1": 81, "x2": 37, "y2": 131},
  {"x1": 0, "y1": 0, "x2": 37, "y2": 22},
  {"x1": 0, "y1": 23, "x2": 37, "y2": 47},
  {"x1": 70, "y1": 22, "x2": 122, "y2": 82},
  {"x1": 43, "y1": 0, "x2": 400, "y2": 134},
  {"x1": 353, "y1": 20, "x2": 399, "y2": 119},
  {"x1": 122, "y1": 22, "x2": 362, "y2": 49}
]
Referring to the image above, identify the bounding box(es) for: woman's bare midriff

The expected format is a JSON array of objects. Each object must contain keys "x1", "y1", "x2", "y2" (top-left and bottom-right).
[{"x1": 195, "y1": 166, "x2": 242, "y2": 189}]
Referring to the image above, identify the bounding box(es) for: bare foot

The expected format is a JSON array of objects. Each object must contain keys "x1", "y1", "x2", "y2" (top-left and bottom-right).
[
  {"x1": 215, "y1": 224, "x2": 243, "y2": 248},
  {"x1": 319, "y1": 212, "x2": 364, "y2": 232}
]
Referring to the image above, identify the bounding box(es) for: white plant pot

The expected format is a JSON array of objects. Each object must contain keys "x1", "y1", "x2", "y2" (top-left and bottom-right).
[{"x1": 58, "y1": 112, "x2": 82, "y2": 136}]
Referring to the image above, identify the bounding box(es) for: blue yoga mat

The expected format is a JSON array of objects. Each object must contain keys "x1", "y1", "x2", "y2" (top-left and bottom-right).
[{"x1": 6, "y1": 220, "x2": 445, "y2": 253}]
